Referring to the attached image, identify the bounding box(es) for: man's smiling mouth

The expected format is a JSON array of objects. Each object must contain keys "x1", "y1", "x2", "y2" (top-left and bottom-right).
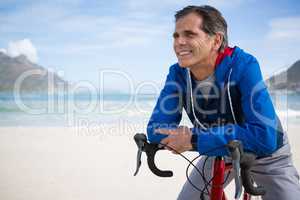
[{"x1": 177, "y1": 50, "x2": 192, "y2": 57}]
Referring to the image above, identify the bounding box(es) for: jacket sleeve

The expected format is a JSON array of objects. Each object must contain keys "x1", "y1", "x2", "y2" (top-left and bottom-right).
[
  {"x1": 193, "y1": 58, "x2": 279, "y2": 157},
  {"x1": 147, "y1": 65, "x2": 183, "y2": 143}
]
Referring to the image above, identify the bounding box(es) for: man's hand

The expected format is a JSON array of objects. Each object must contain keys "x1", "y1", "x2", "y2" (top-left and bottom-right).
[{"x1": 156, "y1": 126, "x2": 193, "y2": 154}]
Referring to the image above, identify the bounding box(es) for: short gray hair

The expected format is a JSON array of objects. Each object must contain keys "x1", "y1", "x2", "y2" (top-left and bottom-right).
[{"x1": 175, "y1": 5, "x2": 228, "y2": 52}]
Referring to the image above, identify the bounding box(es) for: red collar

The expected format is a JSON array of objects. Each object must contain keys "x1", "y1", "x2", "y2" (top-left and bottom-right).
[{"x1": 215, "y1": 47, "x2": 234, "y2": 67}]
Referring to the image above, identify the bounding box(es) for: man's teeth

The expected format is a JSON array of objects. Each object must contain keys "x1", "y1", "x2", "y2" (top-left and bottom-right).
[{"x1": 179, "y1": 51, "x2": 191, "y2": 56}]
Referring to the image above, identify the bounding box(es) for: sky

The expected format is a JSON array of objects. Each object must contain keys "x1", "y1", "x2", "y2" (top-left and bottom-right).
[{"x1": 0, "y1": 0, "x2": 300, "y2": 92}]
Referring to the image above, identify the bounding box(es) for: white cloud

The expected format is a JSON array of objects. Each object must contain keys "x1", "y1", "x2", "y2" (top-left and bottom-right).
[
  {"x1": 0, "y1": 1, "x2": 244, "y2": 58},
  {"x1": 0, "y1": 1, "x2": 171, "y2": 55},
  {"x1": 7, "y1": 39, "x2": 38, "y2": 63},
  {"x1": 267, "y1": 16, "x2": 300, "y2": 41},
  {"x1": 0, "y1": 48, "x2": 7, "y2": 54}
]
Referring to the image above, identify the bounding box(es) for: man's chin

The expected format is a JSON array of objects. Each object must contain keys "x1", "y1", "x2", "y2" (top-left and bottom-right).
[{"x1": 178, "y1": 62, "x2": 190, "y2": 68}]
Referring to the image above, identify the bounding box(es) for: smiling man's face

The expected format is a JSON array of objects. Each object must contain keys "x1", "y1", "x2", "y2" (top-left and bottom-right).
[{"x1": 173, "y1": 12, "x2": 216, "y2": 70}]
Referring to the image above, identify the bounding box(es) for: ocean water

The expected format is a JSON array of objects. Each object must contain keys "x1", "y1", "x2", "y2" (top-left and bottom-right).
[
  {"x1": 0, "y1": 92, "x2": 300, "y2": 127},
  {"x1": 0, "y1": 92, "x2": 157, "y2": 127}
]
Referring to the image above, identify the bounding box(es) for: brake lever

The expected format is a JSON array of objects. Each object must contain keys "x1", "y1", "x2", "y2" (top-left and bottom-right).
[
  {"x1": 134, "y1": 147, "x2": 143, "y2": 176},
  {"x1": 227, "y1": 140, "x2": 243, "y2": 200},
  {"x1": 231, "y1": 151, "x2": 242, "y2": 199},
  {"x1": 133, "y1": 133, "x2": 147, "y2": 176}
]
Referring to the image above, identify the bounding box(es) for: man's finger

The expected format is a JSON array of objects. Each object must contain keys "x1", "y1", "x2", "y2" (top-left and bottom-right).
[
  {"x1": 155, "y1": 128, "x2": 176, "y2": 135},
  {"x1": 161, "y1": 137, "x2": 170, "y2": 144},
  {"x1": 160, "y1": 137, "x2": 171, "y2": 150}
]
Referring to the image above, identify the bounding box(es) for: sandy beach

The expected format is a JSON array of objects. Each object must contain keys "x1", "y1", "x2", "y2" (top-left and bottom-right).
[{"x1": 0, "y1": 125, "x2": 299, "y2": 200}]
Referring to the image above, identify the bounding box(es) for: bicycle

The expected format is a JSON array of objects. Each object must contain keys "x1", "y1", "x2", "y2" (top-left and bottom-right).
[{"x1": 133, "y1": 133, "x2": 266, "y2": 200}]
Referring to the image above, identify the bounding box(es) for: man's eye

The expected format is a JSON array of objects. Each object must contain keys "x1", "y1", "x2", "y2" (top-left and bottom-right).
[{"x1": 186, "y1": 33, "x2": 194, "y2": 38}]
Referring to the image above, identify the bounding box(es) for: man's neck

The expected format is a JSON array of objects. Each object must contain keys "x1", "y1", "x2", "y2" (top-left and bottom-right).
[{"x1": 189, "y1": 52, "x2": 218, "y2": 81}]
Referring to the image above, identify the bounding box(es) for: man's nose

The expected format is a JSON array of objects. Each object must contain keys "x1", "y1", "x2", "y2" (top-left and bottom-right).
[{"x1": 175, "y1": 36, "x2": 187, "y2": 45}]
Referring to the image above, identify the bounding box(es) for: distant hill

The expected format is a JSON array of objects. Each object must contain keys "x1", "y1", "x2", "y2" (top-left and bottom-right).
[
  {"x1": 266, "y1": 60, "x2": 300, "y2": 91},
  {"x1": 0, "y1": 52, "x2": 67, "y2": 93}
]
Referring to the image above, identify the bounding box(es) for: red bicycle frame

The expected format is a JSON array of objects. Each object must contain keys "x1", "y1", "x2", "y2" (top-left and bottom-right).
[{"x1": 211, "y1": 156, "x2": 251, "y2": 200}]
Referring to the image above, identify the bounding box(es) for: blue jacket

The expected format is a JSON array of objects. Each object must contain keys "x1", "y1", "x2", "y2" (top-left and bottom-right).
[{"x1": 147, "y1": 47, "x2": 283, "y2": 157}]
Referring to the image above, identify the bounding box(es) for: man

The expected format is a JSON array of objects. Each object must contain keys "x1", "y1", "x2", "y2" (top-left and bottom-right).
[{"x1": 147, "y1": 5, "x2": 300, "y2": 200}]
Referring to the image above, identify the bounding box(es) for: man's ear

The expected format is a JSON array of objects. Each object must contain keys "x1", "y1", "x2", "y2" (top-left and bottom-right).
[{"x1": 213, "y1": 32, "x2": 223, "y2": 51}]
